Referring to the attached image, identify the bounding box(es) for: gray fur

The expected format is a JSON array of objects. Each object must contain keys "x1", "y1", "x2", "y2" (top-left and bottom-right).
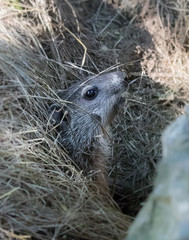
[{"x1": 49, "y1": 71, "x2": 126, "y2": 189}]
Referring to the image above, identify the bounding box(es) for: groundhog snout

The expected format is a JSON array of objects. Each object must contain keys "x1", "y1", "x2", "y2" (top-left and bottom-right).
[
  {"x1": 109, "y1": 71, "x2": 127, "y2": 94},
  {"x1": 110, "y1": 71, "x2": 126, "y2": 83},
  {"x1": 114, "y1": 71, "x2": 126, "y2": 80}
]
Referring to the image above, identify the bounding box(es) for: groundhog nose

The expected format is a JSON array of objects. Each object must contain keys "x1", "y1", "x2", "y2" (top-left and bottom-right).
[{"x1": 115, "y1": 71, "x2": 127, "y2": 80}]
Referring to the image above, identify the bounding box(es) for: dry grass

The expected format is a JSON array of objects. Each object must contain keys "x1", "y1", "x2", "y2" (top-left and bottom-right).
[
  {"x1": 0, "y1": 1, "x2": 131, "y2": 240},
  {"x1": 1, "y1": 0, "x2": 189, "y2": 239},
  {"x1": 102, "y1": 0, "x2": 188, "y2": 213},
  {"x1": 120, "y1": 0, "x2": 189, "y2": 93},
  {"x1": 106, "y1": 0, "x2": 189, "y2": 212},
  {"x1": 141, "y1": 0, "x2": 189, "y2": 95}
]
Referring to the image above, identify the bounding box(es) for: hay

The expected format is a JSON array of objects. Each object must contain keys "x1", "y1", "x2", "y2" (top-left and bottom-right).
[
  {"x1": 120, "y1": 0, "x2": 189, "y2": 94},
  {"x1": 1, "y1": 0, "x2": 189, "y2": 239},
  {"x1": 105, "y1": 0, "x2": 189, "y2": 215},
  {"x1": 0, "y1": 1, "x2": 131, "y2": 239},
  {"x1": 100, "y1": 0, "x2": 189, "y2": 212}
]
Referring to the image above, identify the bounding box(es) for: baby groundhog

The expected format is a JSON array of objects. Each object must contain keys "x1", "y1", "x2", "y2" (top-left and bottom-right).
[{"x1": 49, "y1": 71, "x2": 126, "y2": 192}]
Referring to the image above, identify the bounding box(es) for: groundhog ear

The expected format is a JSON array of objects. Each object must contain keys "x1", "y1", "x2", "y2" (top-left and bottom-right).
[{"x1": 48, "y1": 103, "x2": 70, "y2": 129}]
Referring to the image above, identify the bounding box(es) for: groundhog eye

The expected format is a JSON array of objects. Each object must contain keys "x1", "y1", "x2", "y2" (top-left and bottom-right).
[{"x1": 85, "y1": 89, "x2": 98, "y2": 100}]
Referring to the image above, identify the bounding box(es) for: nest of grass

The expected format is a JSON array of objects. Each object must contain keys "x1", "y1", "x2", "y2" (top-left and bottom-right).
[
  {"x1": 0, "y1": 1, "x2": 132, "y2": 240},
  {"x1": 1, "y1": 0, "x2": 189, "y2": 239}
]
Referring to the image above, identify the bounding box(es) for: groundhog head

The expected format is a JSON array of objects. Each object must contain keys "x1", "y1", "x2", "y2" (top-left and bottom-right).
[{"x1": 49, "y1": 71, "x2": 126, "y2": 148}]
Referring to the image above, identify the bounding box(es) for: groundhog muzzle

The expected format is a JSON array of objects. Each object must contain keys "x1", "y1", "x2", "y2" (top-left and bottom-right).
[{"x1": 49, "y1": 71, "x2": 126, "y2": 192}]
